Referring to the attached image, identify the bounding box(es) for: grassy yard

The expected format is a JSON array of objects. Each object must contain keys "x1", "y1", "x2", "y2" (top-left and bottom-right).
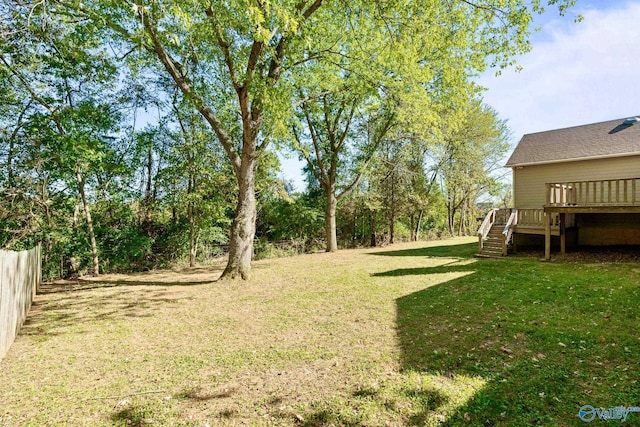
[{"x1": 1, "y1": 237, "x2": 640, "y2": 426}]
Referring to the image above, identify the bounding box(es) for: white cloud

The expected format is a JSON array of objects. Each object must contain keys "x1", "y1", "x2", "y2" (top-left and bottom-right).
[{"x1": 478, "y1": 1, "x2": 640, "y2": 145}]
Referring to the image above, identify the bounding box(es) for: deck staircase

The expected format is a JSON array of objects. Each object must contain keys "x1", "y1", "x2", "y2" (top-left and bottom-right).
[
  {"x1": 476, "y1": 208, "x2": 516, "y2": 258},
  {"x1": 477, "y1": 223, "x2": 509, "y2": 258}
]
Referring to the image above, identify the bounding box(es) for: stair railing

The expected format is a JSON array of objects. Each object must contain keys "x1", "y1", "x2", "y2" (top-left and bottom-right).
[
  {"x1": 477, "y1": 208, "x2": 498, "y2": 253},
  {"x1": 501, "y1": 209, "x2": 517, "y2": 256}
]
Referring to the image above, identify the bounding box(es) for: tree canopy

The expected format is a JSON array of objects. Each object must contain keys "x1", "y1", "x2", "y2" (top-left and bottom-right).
[{"x1": 0, "y1": 0, "x2": 577, "y2": 279}]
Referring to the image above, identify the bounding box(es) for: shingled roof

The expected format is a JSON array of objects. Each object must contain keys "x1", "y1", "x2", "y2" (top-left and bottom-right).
[{"x1": 505, "y1": 116, "x2": 640, "y2": 167}]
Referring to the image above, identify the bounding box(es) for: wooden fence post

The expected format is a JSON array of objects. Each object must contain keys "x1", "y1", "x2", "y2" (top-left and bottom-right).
[{"x1": 0, "y1": 245, "x2": 41, "y2": 360}]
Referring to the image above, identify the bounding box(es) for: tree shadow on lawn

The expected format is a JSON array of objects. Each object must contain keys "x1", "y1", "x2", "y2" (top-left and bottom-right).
[
  {"x1": 372, "y1": 260, "x2": 478, "y2": 277},
  {"x1": 300, "y1": 382, "x2": 450, "y2": 427},
  {"x1": 369, "y1": 242, "x2": 477, "y2": 259},
  {"x1": 111, "y1": 404, "x2": 158, "y2": 427},
  {"x1": 21, "y1": 279, "x2": 204, "y2": 338},
  {"x1": 38, "y1": 277, "x2": 215, "y2": 295},
  {"x1": 394, "y1": 258, "x2": 640, "y2": 426}
]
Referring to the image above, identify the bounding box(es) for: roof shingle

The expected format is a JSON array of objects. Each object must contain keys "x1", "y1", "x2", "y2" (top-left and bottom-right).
[{"x1": 505, "y1": 116, "x2": 640, "y2": 167}]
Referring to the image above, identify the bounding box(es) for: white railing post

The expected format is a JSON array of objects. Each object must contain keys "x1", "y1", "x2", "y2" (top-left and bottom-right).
[
  {"x1": 477, "y1": 208, "x2": 498, "y2": 252},
  {"x1": 501, "y1": 209, "x2": 517, "y2": 256},
  {"x1": 546, "y1": 178, "x2": 640, "y2": 207}
]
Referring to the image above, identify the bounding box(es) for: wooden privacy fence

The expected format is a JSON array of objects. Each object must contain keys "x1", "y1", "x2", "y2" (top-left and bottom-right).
[{"x1": 0, "y1": 244, "x2": 41, "y2": 360}]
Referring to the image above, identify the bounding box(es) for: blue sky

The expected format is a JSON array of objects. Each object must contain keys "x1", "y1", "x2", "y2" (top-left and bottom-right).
[
  {"x1": 281, "y1": 0, "x2": 640, "y2": 191},
  {"x1": 479, "y1": 0, "x2": 640, "y2": 151}
]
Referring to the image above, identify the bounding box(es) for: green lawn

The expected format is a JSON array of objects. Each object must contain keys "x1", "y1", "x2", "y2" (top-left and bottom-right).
[{"x1": 1, "y1": 237, "x2": 639, "y2": 426}]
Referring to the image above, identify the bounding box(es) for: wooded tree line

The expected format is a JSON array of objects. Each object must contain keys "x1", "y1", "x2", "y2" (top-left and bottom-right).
[{"x1": 0, "y1": 0, "x2": 574, "y2": 280}]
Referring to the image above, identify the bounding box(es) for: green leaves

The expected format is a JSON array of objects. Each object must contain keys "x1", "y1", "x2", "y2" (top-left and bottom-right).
[{"x1": 0, "y1": 0, "x2": 578, "y2": 270}]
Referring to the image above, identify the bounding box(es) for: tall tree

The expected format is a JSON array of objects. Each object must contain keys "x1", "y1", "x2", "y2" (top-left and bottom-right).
[
  {"x1": 0, "y1": 5, "x2": 121, "y2": 274},
  {"x1": 292, "y1": 91, "x2": 395, "y2": 252},
  {"x1": 9, "y1": 0, "x2": 576, "y2": 279},
  {"x1": 60, "y1": 0, "x2": 330, "y2": 278},
  {"x1": 437, "y1": 102, "x2": 510, "y2": 236},
  {"x1": 164, "y1": 97, "x2": 235, "y2": 267}
]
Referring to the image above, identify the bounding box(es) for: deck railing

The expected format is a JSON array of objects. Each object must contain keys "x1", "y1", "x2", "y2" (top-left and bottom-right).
[
  {"x1": 516, "y1": 209, "x2": 560, "y2": 228},
  {"x1": 546, "y1": 178, "x2": 640, "y2": 207},
  {"x1": 501, "y1": 210, "x2": 517, "y2": 256},
  {"x1": 477, "y1": 208, "x2": 498, "y2": 253},
  {"x1": 477, "y1": 208, "x2": 512, "y2": 253}
]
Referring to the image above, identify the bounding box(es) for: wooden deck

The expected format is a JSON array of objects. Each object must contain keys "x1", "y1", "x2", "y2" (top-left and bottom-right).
[
  {"x1": 541, "y1": 179, "x2": 640, "y2": 258},
  {"x1": 513, "y1": 208, "x2": 560, "y2": 236},
  {"x1": 545, "y1": 178, "x2": 640, "y2": 213},
  {"x1": 478, "y1": 179, "x2": 640, "y2": 259}
]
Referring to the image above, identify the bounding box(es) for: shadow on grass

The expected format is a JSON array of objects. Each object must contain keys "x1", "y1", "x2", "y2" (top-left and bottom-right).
[
  {"x1": 299, "y1": 409, "x2": 363, "y2": 427},
  {"x1": 372, "y1": 260, "x2": 477, "y2": 277},
  {"x1": 369, "y1": 242, "x2": 477, "y2": 259},
  {"x1": 299, "y1": 379, "x2": 450, "y2": 426},
  {"x1": 394, "y1": 257, "x2": 640, "y2": 425},
  {"x1": 38, "y1": 278, "x2": 215, "y2": 295},
  {"x1": 177, "y1": 386, "x2": 237, "y2": 401},
  {"x1": 403, "y1": 388, "x2": 449, "y2": 426},
  {"x1": 21, "y1": 280, "x2": 200, "y2": 338},
  {"x1": 110, "y1": 404, "x2": 155, "y2": 427}
]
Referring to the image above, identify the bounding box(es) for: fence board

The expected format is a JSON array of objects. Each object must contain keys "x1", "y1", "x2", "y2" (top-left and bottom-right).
[{"x1": 0, "y1": 244, "x2": 41, "y2": 360}]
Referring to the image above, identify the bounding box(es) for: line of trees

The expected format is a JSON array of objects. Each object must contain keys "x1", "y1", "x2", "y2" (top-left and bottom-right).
[{"x1": 0, "y1": 0, "x2": 574, "y2": 280}]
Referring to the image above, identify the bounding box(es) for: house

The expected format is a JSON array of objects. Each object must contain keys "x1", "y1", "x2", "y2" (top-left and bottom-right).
[{"x1": 478, "y1": 116, "x2": 640, "y2": 259}]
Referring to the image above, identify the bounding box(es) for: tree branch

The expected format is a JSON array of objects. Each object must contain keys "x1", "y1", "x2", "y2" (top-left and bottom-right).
[
  {"x1": 0, "y1": 54, "x2": 67, "y2": 135},
  {"x1": 302, "y1": 102, "x2": 329, "y2": 186},
  {"x1": 323, "y1": 96, "x2": 337, "y2": 152},
  {"x1": 291, "y1": 124, "x2": 322, "y2": 185},
  {"x1": 204, "y1": 7, "x2": 240, "y2": 90},
  {"x1": 459, "y1": 0, "x2": 508, "y2": 27},
  {"x1": 246, "y1": 40, "x2": 264, "y2": 85},
  {"x1": 335, "y1": 97, "x2": 358, "y2": 152},
  {"x1": 139, "y1": 8, "x2": 241, "y2": 174},
  {"x1": 337, "y1": 110, "x2": 395, "y2": 203},
  {"x1": 267, "y1": 0, "x2": 323, "y2": 82},
  {"x1": 301, "y1": 0, "x2": 324, "y2": 18}
]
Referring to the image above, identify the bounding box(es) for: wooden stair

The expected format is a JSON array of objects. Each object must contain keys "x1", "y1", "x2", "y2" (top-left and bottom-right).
[{"x1": 477, "y1": 223, "x2": 508, "y2": 258}]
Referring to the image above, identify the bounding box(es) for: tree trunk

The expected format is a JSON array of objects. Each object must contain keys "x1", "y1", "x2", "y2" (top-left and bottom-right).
[
  {"x1": 189, "y1": 224, "x2": 198, "y2": 268},
  {"x1": 220, "y1": 156, "x2": 257, "y2": 280},
  {"x1": 325, "y1": 189, "x2": 338, "y2": 252},
  {"x1": 7, "y1": 137, "x2": 14, "y2": 187},
  {"x1": 410, "y1": 214, "x2": 415, "y2": 241},
  {"x1": 351, "y1": 208, "x2": 357, "y2": 244},
  {"x1": 389, "y1": 213, "x2": 395, "y2": 244},
  {"x1": 144, "y1": 144, "x2": 153, "y2": 222},
  {"x1": 188, "y1": 167, "x2": 196, "y2": 268},
  {"x1": 389, "y1": 170, "x2": 395, "y2": 244},
  {"x1": 7, "y1": 102, "x2": 30, "y2": 188},
  {"x1": 73, "y1": 198, "x2": 80, "y2": 230},
  {"x1": 188, "y1": 203, "x2": 196, "y2": 268},
  {"x1": 41, "y1": 181, "x2": 53, "y2": 279},
  {"x1": 370, "y1": 211, "x2": 377, "y2": 247},
  {"x1": 171, "y1": 182, "x2": 178, "y2": 223},
  {"x1": 415, "y1": 209, "x2": 423, "y2": 241},
  {"x1": 458, "y1": 203, "x2": 465, "y2": 236},
  {"x1": 447, "y1": 202, "x2": 455, "y2": 236},
  {"x1": 76, "y1": 165, "x2": 99, "y2": 276}
]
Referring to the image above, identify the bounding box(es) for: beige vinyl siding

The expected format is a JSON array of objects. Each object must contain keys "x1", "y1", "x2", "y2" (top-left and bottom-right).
[{"x1": 513, "y1": 155, "x2": 640, "y2": 208}]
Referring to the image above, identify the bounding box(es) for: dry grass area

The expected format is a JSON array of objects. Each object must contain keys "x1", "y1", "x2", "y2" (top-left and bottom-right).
[
  {"x1": 2, "y1": 237, "x2": 640, "y2": 426},
  {"x1": 0, "y1": 238, "x2": 482, "y2": 426}
]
